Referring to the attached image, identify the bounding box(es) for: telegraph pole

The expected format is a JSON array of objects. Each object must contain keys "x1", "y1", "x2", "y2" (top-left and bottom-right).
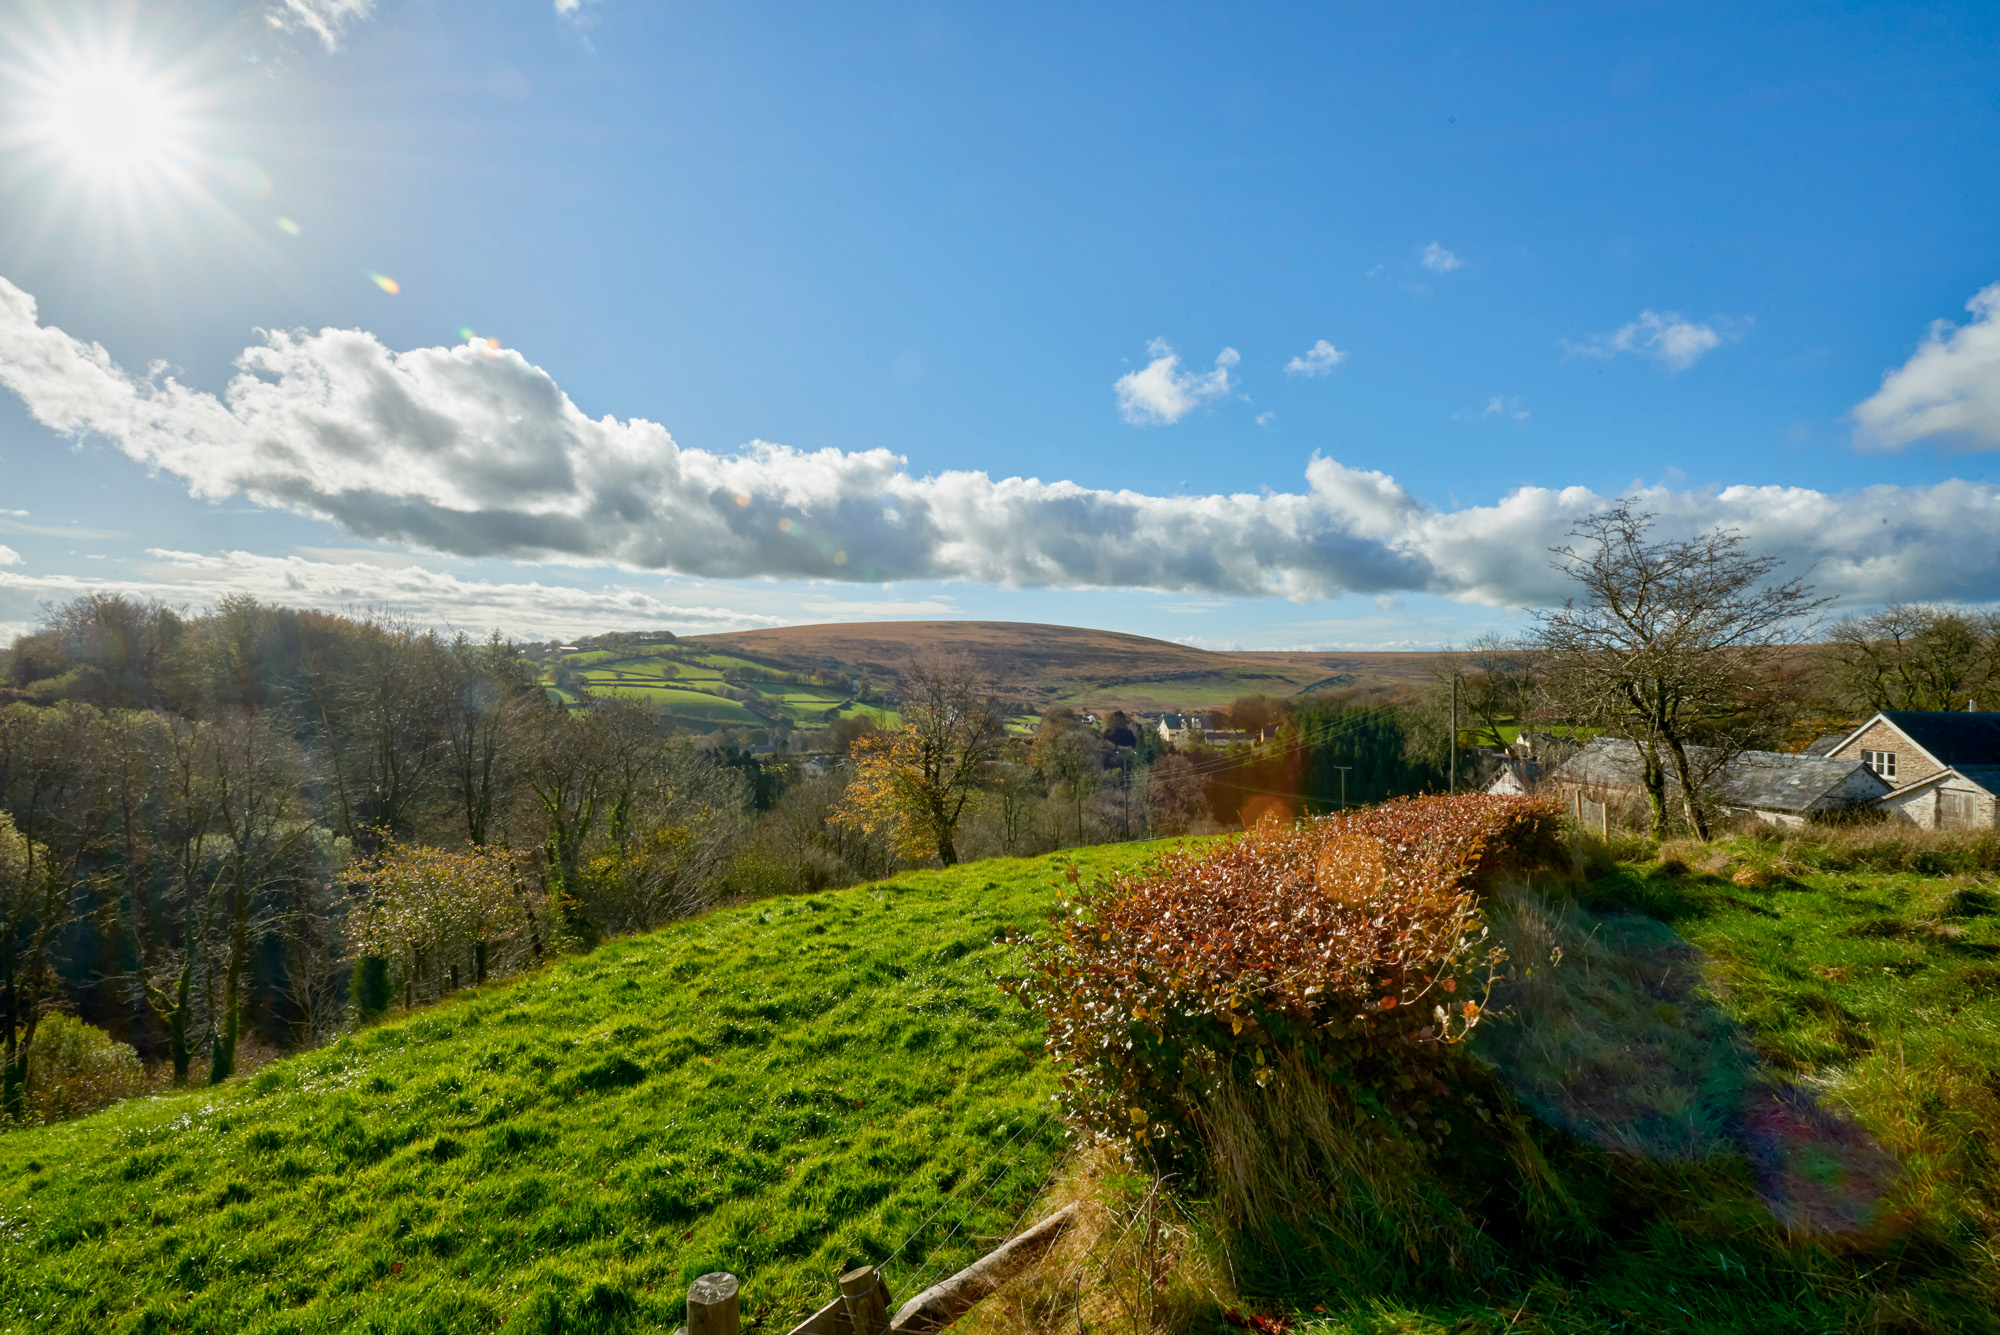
[{"x1": 1331, "y1": 764, "x2": 1352, "y2": 811}]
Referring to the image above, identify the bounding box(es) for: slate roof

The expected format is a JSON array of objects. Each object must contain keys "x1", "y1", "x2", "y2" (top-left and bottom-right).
[
  {"x1": 1551, "y1": 737, "x2": 1888, "y2": 813},
  {"x1": 1803, "y1": 733, "x2": 1848, "y2": 757},
  {"x1": 1958, "y1": 766, "x2": 2000, "y2": 796},
  {"x1": 1872, "y1": 712, "x2": 2000, "y2": 767}
]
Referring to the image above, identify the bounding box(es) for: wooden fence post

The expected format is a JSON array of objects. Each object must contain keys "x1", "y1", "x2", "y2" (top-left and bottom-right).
[
  {"x1": 839, "y1": 1265, "x2": 890, "y2": 1335},
  {"x1": 688, "y1": 1272, "x2": 741, "y2": 1335},
  {"x1": 890, "y1": 1203, "x2": 1078, "y2": 1333}
]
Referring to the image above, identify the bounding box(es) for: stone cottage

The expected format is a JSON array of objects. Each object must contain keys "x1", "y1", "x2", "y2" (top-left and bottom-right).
[
  {"x1": 1820, "y1": 710, "x2": 2000, "y2": 830},
  {"x1": 1548, "y1": 737, "x2": 1890, "y2": 828}
]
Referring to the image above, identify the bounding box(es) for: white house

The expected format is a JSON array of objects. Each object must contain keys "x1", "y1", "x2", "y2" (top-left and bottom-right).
[{"x1": 1156, "y1": 713, "x2": 1213, "y2": 744}]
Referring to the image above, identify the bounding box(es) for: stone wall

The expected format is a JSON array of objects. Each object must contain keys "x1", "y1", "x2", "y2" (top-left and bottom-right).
[{"x1": 1830, "y1": 720, "x2": 1942, "y2": 788}]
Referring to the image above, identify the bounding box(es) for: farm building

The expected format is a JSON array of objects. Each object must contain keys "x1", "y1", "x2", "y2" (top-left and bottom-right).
[
  {"x1": 1818, "y1": 710, "x2": 2000, "y2": 830},
  {"x1": 1548, "y1": 737, "x2": 1890, "y2": 828}
]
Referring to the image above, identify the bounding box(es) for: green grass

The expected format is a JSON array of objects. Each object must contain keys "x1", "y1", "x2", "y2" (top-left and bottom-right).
[
  {"x1": 548, "y1": 650, "x2": 893, "y2": 731},
  {"x1": 1272, "y1": 841, "x2": 2000, "y2": 1335},
  {"x1": 16, "y1": 832, "x2": 1999, "y2": 1335},
  {"x1": 585, "y1": 685, "x2": 764, "y2": 724},
  {"x1": 0, "y1": 843, "x2": 1180, "y2": 1335}
]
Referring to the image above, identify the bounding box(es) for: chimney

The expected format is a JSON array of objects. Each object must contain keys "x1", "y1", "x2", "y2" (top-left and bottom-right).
[{"x1": 1970, "y1": 698, "x2": 1979, "y2": 712}]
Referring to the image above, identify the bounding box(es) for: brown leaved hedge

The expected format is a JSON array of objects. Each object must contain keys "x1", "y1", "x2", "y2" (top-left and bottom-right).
[{"x1": 1008, "y1": 794, "x2": 1562, "y2": 1177}]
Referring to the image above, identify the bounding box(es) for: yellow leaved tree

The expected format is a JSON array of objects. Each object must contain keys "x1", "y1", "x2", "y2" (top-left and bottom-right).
[{"x1": 832, "y1": 654, "x2": 1006, "y2": 866}]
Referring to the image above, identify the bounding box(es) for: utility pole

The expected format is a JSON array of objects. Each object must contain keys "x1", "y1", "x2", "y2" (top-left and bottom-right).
[
  {"x1": 1331, "y1": 764, "x2": 1351, "y2": 811},
  {"x1": 1449, "y1": 672, "x2": 1459, "y2": 794}
]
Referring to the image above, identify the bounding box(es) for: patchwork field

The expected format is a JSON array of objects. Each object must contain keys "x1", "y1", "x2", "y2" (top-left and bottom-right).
[
  {"x1": 539, "y1": 642, "x2": 901, "y2": 734},
  {"x1": 682, "y1": 621, "x2": 1444, "y2": 712}
]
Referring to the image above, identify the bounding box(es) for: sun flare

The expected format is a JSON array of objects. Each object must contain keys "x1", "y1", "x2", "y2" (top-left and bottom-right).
[{"x1": 36, "y1": 59, "x2": 186, "y2": 179}]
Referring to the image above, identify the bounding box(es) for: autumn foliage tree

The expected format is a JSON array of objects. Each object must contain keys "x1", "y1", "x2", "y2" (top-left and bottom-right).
[
  {"x1": 344, "y1": 841, "x2": 549, "y2": 1010},
  {"x1": 832, "y1": 654, "x2": 1006, "y2": 866}
]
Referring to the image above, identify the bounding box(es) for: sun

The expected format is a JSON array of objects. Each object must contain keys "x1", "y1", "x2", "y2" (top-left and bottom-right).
[{"x1": 35, "y1": 58, "x2": 187, "y2": 180}]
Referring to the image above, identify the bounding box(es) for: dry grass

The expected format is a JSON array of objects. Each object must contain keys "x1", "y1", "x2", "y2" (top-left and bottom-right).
[{"x1": 953, "y1": 1144, "x2": 1234, "y2": 1335}]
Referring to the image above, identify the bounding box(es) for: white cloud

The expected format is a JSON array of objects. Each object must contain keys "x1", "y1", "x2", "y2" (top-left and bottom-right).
[
  {"x1": 1564, "y1": 310, "x2": 1738, "y2": 371},
  {"x1": 0, "y1": 545, "x2": 19, "y2": 566},
  {"x1": 1852, "y1": 282, "x2": 2000, "y2": 451},
  {"x1": 1420, "y1": 243, "x2": 1461, "y2": 274},
  {"x1": 1255, "y1": 412, "x2": 1276, "y2": 427},
  {"x1": 1460, "y1": 395, "x2": 1529, "y2": 423},
  {"x1": 1113, "y1": 339, "x2": 1237, "y2": 425},
  {"x1": 266, "y1": 0, "x2": 377, "y2": 50},
  {"x1": 1284, "y1": 339, "x2": 1347, "y2": 377},
  {"x1": 7, "y1": 275, "x2": 2000, "y2": 610},
  {"x1": 0, "y1": 550, "x2": 782, "y2": 642}
]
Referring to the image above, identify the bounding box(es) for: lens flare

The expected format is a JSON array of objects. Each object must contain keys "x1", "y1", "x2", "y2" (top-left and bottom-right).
[
  {"x1": 214, "y1": 156, "x2": 272, "y2": 199},
  {"x1": 276, "y1": 217, "x2": 301, "y2": 235},
  {"x1": 369, "y1": 273, "x2": 401, "y2": 295},
  {"x1": 38, "y1": 59, "x2": 187, "y2": 180}
]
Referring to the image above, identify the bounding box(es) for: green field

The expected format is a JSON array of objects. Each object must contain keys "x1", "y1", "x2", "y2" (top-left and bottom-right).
[
  {"x1": 9, "y1": 831, "x2": 1999, "y2": 1333},
  {"x1": 548, "y1": 647, "x2": 900, "y2": 732},
  {"x1": 585, "y1": 685, "x2": 764, "y2": 724},
  {"x1": 0, "y1": 844, "x2": 1177, "y2": 1334}
]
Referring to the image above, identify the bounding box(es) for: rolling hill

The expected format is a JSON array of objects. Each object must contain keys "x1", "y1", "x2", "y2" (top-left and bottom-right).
[{"x1": 681, "y1": 620, "x2": 1440, "y2": 713}]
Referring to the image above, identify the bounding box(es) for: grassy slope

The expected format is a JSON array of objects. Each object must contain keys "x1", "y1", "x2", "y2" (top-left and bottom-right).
[
  {"x1": 554, "y1": 649, "x2": 902, "y2": 732},
  {"x1": 1281, "y1": 844, "x2": 2000, "y2": 1335},
  {"x1": 0, "y1": 843, "x2": 1177, "y2": 1335},
  {"x1": 682, "y1": 621, "x2": 1441, "y2": 712},
  {"x1": 12, "y1": 834, "x2": 2000, "y2": 1335}
]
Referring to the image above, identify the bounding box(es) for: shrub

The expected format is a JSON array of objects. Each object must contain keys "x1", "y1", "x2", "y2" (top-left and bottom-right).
[
  {"x1": 21, "y1": 1014, "x2": 143, "y2": 1125},
  {"x1": 1009, "y1": 795, "x2": 1559, "y2": 1172},
  {"x1": 344, "y1": 841, "x2": 553, "y2": 1011}
]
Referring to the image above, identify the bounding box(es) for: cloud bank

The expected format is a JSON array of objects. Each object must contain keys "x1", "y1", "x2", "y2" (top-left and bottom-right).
[
  {"x1": 1852, "y1": 282, "x2": 2000, "y2": 451},
  {"x1": 5, "y1": 275, "x2": 2000, "y2": 610},
  {"x1": 1114, "y1": 339, "x2": 1238, "y2": 425},
  {"x1": 1565, "y1": 309, "x2": 1738, "y2": 371},
  {"x1": 0, "y1": 549, "x2": 781, "y2": 642}
]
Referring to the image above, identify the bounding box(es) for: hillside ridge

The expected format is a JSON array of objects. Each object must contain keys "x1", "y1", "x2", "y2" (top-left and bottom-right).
[{"x1": 681, "y1": 619, "x2": 1440, "y2": 710}]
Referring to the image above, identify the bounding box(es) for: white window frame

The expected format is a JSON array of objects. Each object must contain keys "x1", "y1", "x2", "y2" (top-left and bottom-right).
[{"x1": 1863, "y1": 749, "x2": 1897, "y2": 779}]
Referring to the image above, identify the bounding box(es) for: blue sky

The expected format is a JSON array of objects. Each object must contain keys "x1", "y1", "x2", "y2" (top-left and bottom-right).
[{"x1": 1, "y1": 0, "x2": 1998, "y2": 648}]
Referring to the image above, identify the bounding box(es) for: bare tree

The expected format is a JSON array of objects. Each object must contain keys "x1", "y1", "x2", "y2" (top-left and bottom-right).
[
  {"x1": 832, "y1": 652, "x2": 1006, "y2": 866},
  {"x1": 1819, "y1": 603, "x2": 2000, "y2": 714},
  {"x1": 1032, "y1": 710, "x2": 1102, "y2": 845},
  {"x1": 1532, "y1": 503, "x2": 1824, "y2": 839}
]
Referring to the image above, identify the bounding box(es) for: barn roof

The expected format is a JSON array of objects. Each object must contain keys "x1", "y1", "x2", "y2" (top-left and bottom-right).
[{"x1": 1551, "y1": 737, "x2": 1888, "y2": 813}]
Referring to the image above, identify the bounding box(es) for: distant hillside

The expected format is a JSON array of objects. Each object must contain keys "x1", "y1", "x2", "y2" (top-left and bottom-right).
[{"x1": 682, "y1": 620, "x2": 1440, "y2": 712}]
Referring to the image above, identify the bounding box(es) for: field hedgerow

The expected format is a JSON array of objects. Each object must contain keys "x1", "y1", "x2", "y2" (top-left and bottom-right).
[{"x1": 1008, "y1": 795, "x2": 1559, "y2": 1167}]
